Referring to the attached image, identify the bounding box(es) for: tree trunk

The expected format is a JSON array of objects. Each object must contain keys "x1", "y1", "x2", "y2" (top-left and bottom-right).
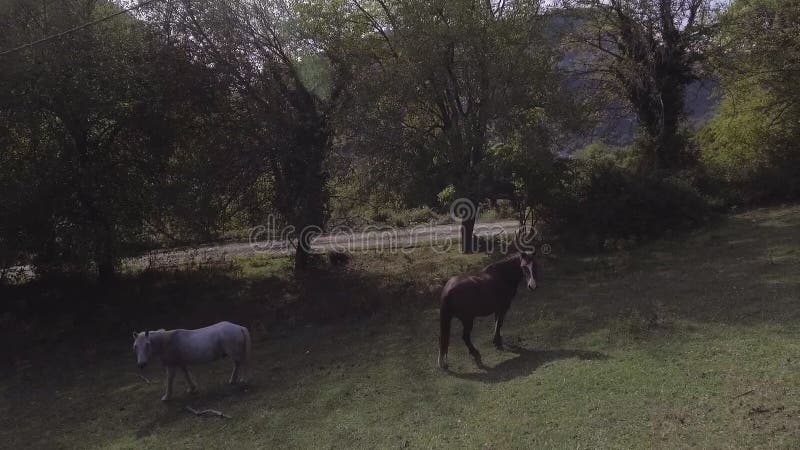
[
  {"x1": 97, "y1": 259, "x2": 116, "y2": 283},
  {"x1": 289, "y1": 138, "x2": 327, "y2": 274},
  {"x1": 294, "y1": 224, "x2": 316, "y2": 273},
  {"x1": 282, "y1": 89, "x2": 328, "y2": 274},
  {"x1": 97, "y1": 231, "x2": 116, "y2": 283},
  {"x1": 95, "y1": 219, "x2": 116, "y2": 283},
  {"x1": 294, "y1": 241, "x2": 310, "y2": 273},
  {"x1": 460, "y1": 216, "x2": 476, "y2": 254}
]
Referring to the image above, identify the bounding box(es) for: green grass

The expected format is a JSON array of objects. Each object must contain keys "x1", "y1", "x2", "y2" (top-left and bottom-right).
[{"x1": 2, "y1": 206, "x2": 800, "y2": 448}]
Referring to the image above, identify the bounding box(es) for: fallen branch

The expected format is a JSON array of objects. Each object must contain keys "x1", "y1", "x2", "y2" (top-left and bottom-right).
[
  {"x1": 732, "y1": 389, "x2": 755, "y2": 399},
  {"x1": 137, "y1": 373, "x2": 152, "y2": 384},
  {"x1": 185, "y1": 406, "x2": 231, "y2": 419}
]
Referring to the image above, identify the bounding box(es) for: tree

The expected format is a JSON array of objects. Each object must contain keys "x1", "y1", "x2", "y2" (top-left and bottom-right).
[
  {"x1": 159, "y1": 0, "x2": 360, "y2": 271},
  {"x1": 0, "y1": 0, "x2": 174, "y2": 279},
  {"x1": 351, "y1": 0, "x2": 565, "y2": 252},
  {"x1": 562, "y1": 0, "x2": 717, "y2": 172},
  {"x1": 485, "y1": 140, "x2": 575, "y2": 230},
  {"x1": 698, "y1": 0, "x2": 800, "y2": 201}
]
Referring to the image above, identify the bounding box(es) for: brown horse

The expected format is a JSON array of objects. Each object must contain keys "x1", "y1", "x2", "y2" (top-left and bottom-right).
[{"x1": 438, "y1": 252, "x2": 538, "y2": 369}]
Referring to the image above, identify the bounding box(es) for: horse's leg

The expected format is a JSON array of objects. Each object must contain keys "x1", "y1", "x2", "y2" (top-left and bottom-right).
[
  {"x1": 238, "y1": 360, "x2": 247, "y2": 384},
  {"x1": 229, "y1": 362, "x2": 240, "y2": 385},
  {"x1": 439, "y1": 308, "x2": 452, "y2": 370},
  {"x1": 162, "y1": 366, "x2": 176, "y2": 401},
  {"x1": 182, "y1": 366, "x2": 198, "y2": 393},
  {"x1": 233, "y1": 358, "x2": 247, "y2": 384},
  {"x1": 461, "y1": 317, "x2": 481, "y2": 362},
  {"x1": 493, "y1": 310, "x2": 507, "y2": 350}
]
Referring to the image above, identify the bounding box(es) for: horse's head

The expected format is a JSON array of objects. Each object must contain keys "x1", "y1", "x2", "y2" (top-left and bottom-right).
[
  {"x1": 519, "y1": 252, "x2": 538, "y2": 291},
  {"x1": 132, "y1": 331, "x2": 153, "y2": 369}
]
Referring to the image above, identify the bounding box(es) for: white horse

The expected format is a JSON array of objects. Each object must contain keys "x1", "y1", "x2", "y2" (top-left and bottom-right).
[{"x1": 132, "y1": 321, "x2": 251, "y2": 401}]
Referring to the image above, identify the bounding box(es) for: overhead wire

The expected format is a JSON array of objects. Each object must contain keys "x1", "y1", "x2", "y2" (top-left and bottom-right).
[{"x1": 0, "y1": 0, "x2": 163, "y2": 57}]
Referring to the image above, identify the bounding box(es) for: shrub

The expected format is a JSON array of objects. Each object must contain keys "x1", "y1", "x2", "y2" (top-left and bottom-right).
[
  {"x1": 400, "y1": 206, "x2": 441, "y2": 225},
  {"x1": 370, "y1": 209, "x2": 392, "y2": 223},
  {"x1": 437, "y1": 184, "x2": 457, "y2": 207},
  {"x1": 480, "y1": 200, "x2": 518, "y2": 221},
  {"x1": 549, "y1": 146, "x2": 709, "y2": 250},
  {"x1": 698, "y1": 87, "x2": 800, "y2": 204}
]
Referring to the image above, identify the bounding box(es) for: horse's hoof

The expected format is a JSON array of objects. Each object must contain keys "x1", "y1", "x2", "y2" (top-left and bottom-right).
[{"x1": 161, "y1": 395, "x2": 171, "y2": 402}]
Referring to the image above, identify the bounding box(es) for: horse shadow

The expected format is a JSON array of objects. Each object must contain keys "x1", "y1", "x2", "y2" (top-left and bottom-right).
[{"x1": 448, "y1": 344, "x2": 608, "y2": 384}]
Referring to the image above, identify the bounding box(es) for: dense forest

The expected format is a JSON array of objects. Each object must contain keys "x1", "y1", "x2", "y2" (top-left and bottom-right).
[{"x1": 1, "y1": 0, "x2": 798, "y2": 278}]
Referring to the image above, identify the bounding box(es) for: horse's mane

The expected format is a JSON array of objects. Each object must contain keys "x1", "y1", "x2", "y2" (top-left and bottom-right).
[{"x1": 483, "y1": 253, "x2": 521, "y2": 273}]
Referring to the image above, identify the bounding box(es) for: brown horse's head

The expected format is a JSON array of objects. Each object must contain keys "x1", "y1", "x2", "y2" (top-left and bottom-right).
[{"x1": 519, "y1": 252, "x2": 538, "y2": 291}]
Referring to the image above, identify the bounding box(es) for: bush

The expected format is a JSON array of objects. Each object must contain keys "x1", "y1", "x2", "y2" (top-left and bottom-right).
[
  {"x1": 436, "y1": 184, "x2": 457, "y2": 207},
  {"x1": 370, "y1": 209, "x2": 393, "y2": 223},
  {"x1": 480, "y1": 200, "x2": 518, "y2": 221},
  {"x1": 399, "y1": 206, "x2": 442, "y2": 225},
  {"x1": 698, "y1": 87, "x2": 800, "y2": 204},
  {"x1": 549, "y1": 147, "x2": 710, "y2": 250}
]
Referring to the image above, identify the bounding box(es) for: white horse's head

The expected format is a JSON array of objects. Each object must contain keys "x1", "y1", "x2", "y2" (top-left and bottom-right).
[{"x1": 132, "y1": 331, "x2": 154, "y2": 369}]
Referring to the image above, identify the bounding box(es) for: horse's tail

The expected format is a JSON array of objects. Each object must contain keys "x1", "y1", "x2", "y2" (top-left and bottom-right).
[
  {"x1": 241, "y1": 326, "x2": 252, "y2": 363},
  {"x1": 438, "y1": 300, "x2": 451, "y2": 370}
]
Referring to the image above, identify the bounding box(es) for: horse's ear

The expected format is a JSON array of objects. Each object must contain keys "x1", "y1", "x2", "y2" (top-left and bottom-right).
[{"x1": 132, "y1": 331, "x2": 138, "y2": 340}]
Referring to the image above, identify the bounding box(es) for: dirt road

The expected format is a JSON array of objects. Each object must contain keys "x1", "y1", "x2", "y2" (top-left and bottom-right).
[{"x1": 129, "y1": 220, "x2": 520, "y2": 269}]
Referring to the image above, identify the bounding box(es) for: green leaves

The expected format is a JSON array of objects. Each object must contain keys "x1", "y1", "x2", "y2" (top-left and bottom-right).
[{"x1": 699, "y1": 0, "x2": 800, "y2": 201}]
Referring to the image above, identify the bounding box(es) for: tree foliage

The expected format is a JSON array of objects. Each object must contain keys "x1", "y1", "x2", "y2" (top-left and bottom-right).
[
  {"x1": 563, "y1": 0, "x2": 718, "y2": 171},
  {"x1": 2, "y1": 0, "x2": 798, "y2": 283},
  {"x1": 699, "y1": 0, "x2": 800, "y2": 202},
  {"x1": 346, "y1": 0, "x2": 572, "y2": 251},
  {"x1": 0, "y1": 0, "x2": 175, "y2": 278}
]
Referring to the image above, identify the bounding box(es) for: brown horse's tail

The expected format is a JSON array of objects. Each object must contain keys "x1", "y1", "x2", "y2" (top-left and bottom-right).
[{"x1": 438, "y1": 302, "x2": 451, "y2": 370}]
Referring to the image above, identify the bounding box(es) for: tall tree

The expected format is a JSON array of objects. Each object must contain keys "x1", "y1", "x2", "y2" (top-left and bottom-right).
[
  {"x1": 563, "y1": 0, "x2": 717, "y2": 171},
  {"x1": 714, "y1": 0, "x2": 800, "y2": 121},
  {"x1": 160, "y1": 0, "x2": 358, "y2": 271},
  {"x1": 699, "y1": 0, "x2": 800, "y2": 200},
  {"x1": 351, "y1": 0, "x2": 564, "y2": 252},
  {"x1": 0, "y1": 0, "x2": 174, "y2": 279}
]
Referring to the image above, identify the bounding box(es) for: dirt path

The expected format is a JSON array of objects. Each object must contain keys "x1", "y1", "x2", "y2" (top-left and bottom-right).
[
  {"x1": 127, "y1": 220, "x2": 520, "y2": 270},
  {"x1": 2, "y1": 220, "x2": 521, "y2": 277}
]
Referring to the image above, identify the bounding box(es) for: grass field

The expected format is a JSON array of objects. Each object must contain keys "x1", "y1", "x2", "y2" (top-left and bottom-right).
[{"x1": 2, "y1": 205, "x2": 799, "y2": 449}]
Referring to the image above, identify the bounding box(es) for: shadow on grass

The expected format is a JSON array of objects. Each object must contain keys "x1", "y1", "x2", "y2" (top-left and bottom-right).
[
  {"x1": 135, "y1": 382, "x2": 254, "y2": 438},
  {"x1": 136, "y1": 405, "x2": 186, "y2": 439},
  {"x1": 0, "y1": 255, "x2": 436, "y2": 370},
  {"x1": 448, "y1": 345, "x2": 608, "y2": 384},
  {"x1": 516, "y1": 207, "x2": 800, "y2": 347}
]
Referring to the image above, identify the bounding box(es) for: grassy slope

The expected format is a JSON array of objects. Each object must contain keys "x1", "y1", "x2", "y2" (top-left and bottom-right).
[{"x1": 2, "y1": 206, "x2": 799, "y2": 449}]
